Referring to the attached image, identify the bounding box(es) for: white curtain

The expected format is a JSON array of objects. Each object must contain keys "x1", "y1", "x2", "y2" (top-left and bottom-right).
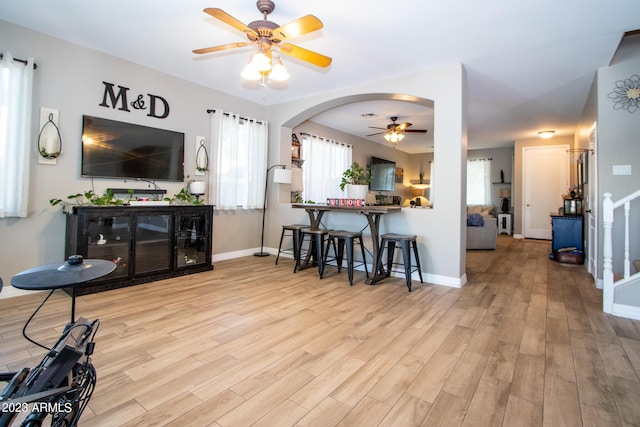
[
  {"x1": 0, "y1": 52, "x2": 34, "y2": 218},
  {"x1": 209, "y1": 109, "x2": 267, "y2": 210},
  {"x1": 467, "y1": 158, "x2": 492, "y2": 205},
  {"x1": 301, "y1": 133, "x2": 351, "y2": 203}
]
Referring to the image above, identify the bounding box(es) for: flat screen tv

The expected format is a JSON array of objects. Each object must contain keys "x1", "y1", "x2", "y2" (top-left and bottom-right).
[
  {"x1": 369, "y1": 156, "x2": 396, "y2": 192},
  {"x1": 81, "y1": 115, "x2": 185, "y2": 181}
]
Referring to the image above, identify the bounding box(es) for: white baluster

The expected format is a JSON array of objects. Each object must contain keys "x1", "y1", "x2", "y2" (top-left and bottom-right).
[
  {"x1": 602, "y1": 192, "x2": 614, "y2": 313},
  {"x1": 623, "y1": 201, "x2": 630, "y2": 279}
]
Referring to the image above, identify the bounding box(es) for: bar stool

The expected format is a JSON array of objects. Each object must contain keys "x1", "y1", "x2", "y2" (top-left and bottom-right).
[
  {"x1": 295, "y1": 228, "x2": 331, "y2": 276},
  {"x1": 322, "y1": 230, "x2": 369, "y2": 285},
  {"x1": 275, "y1": 224, "x2": 309, "y2": 267},
  {"x1": 372, "y1": 233, "x2": 423, "y2": 292}
]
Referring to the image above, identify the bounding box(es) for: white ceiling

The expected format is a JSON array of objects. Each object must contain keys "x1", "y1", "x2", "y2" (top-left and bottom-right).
[{"x1": 1, "y1": 0, "x2": 639, "y2": 152}]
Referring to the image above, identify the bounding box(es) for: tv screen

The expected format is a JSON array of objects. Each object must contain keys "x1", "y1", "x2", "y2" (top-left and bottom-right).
[
  {"x1": 369, "y1": 156, "x2": 396, "y2": 192},
  {"x1": 81, "y1": 115, "x2": 185, "y2": 181}
]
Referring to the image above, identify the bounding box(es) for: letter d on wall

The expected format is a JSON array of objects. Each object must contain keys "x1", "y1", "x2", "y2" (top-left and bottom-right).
[{"x1": 147, "y1": 94, "x2": 170, "y2": 119}]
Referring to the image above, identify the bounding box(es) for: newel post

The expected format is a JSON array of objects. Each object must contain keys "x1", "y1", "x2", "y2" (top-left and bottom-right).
[{"x1": 602, "y1": 192, "x2": 614, "y2": 313}]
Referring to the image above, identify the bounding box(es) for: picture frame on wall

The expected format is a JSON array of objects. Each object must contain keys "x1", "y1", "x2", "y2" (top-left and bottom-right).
[
  {"x1": 291, "y1": 134, "x2": 301, "y2": 159},
  {"x1": 395, "y1": 167, "x2": 404, "y2": 183}
]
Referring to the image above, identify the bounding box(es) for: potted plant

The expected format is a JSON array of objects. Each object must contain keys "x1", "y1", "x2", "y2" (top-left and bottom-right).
[
  {"x1": 165, "y1": 178, "x2": 205, "y2": 205},
  {"x1": 340, "y1": 162, "x2": 371, "y2": 200},
  {"x1": 50, "y1": 189, "x2": 125, "y2": 212}
]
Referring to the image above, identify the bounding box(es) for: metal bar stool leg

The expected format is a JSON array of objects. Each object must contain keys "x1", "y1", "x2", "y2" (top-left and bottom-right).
[
  {"x1": 344, "y1": 236, "x2": 355, "y2": 285},
  {"x1": 412, "y1": 240, "x2": 424, "y2": 284},
  {"x1": 401, "y1": 240, "x2": 413, "y2": 291},
  {"x1": 336, "y1": 238, "x2": 345, "y2": 273},
  {"x1": 276, "y1": 228, "x2": 287, "y2": 265},
  {"x1": 386, "y1": 241, "x2": 396, "y2": 278},
  {"x1": 371, "y1": 237, "x2": 387, "y2": 285},
  {"x1": 316, "y1": 233, "x2": 327, "y2": 278},
  {"x1": 358, "y1": 235, "x2": 369, "y2": 279}
]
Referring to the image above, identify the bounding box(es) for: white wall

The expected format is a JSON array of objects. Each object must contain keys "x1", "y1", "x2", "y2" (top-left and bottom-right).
[
  {"x1": 596, "y1": 55, "x2": 640, "y2": 306},
  {"x1": 266, "y1": 65, "x2": 469, "y2": 286},
  {"x1": 0, "y1": 20, "x2": 266, "y2": 279}
]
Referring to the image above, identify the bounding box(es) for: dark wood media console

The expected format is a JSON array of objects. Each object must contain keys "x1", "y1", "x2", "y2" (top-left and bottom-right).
[{"x1": 64, "y1": 205, "x2": 213, "y2": 295}]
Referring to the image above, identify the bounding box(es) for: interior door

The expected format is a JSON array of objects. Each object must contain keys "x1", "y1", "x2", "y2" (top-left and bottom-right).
[
  {"x1": 587, "y1": 123, "x2": 599, "y2": 283},
  {"x1": 523, "y1": 145, "x2": 569, "y2": 239}
]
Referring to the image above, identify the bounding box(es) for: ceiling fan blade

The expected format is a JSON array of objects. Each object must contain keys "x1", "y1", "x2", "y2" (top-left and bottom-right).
[
  {"x1": 396, "y1": 122, "x2": 412, "y2": 131},
  {"x1": 281, "y1": 43, "x2": 332, "y2": 68},
  {"x1": 368, "y1": 126, "x2": 387, "y2": 130},
  {"x1": 203, "y1": 8, "x2": 258, "y2": 37},
  {"x1": 272, "y1": 15, "x2": 323, "y2": 41},
  {"x1": 366, "y1": 131, "x2": 385, "y2": 137},
  {"x1": 193, "y1": 42, "x2": 250, "y2": 54},
  {"x1": 405, "y1": 129, "x2": 427, "y2": 133}
]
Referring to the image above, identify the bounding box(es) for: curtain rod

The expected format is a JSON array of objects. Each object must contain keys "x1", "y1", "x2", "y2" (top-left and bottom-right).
[
  {"x1": 299, "y1": 132, "x2": 350, "y2": 146},
  {"x1": 0, "y1": 53, "x2": 38, "y2": 69},
  {"x1": 206, "y1": 109, "x2": 263, "y2": 124}
]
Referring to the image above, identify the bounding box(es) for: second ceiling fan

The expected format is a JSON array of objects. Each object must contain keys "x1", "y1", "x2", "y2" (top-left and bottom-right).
[{"x1": 367, "y1": 116, "x2": 427, "y2": 144}]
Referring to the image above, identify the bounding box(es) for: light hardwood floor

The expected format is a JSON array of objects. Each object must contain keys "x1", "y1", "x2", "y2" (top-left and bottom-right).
[{"x1": 2, "y1": 236, "x2": 640, "y2": 426}]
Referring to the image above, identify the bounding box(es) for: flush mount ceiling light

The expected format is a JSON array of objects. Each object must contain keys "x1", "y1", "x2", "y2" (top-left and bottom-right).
[
  {"x1": 538, "y1": 130, "x2": 555, "y2": 139},
  {"x1": 193, "y1": 1, "x2": 332, "y2": 87}
]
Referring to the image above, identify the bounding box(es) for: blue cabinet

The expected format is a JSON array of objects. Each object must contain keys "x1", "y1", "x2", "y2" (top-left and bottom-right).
[{"x1": 550, "y1": 215, "x2": 583, "y2": 251}]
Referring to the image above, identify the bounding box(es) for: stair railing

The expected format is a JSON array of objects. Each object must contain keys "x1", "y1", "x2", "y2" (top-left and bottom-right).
[{"x1": 602, "y1": 189, "x2": 640, "y2": 313}]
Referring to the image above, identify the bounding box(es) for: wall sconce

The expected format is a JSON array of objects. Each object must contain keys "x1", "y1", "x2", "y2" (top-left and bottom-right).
[
  {"x1": 37, "y1": 108, "x2": 62, "y2": 164},
  {"x1": 195, "y1": 136, "x2": 209, "y2": 176}
]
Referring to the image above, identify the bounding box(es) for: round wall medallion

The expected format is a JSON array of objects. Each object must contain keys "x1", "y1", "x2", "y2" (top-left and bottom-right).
[{"x1": 608, "y1": 74, "x2": 640, "y2": 113}]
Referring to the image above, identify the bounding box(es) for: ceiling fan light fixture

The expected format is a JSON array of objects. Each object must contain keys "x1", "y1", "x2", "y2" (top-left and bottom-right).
[
  {"x1": 240, "y1": 61, "x2": 262, "y2": 80},
  {"x1": 538, "y1": 130, "x2": 555, "y2": 139},
  {"x1": 250, "y1": 49, "x2": 272, "y2": 72},
  {"x1": 384, "y1": 131, "x2": 405, "y2": 144},
  {"x1": 269, "y1": 53, "x2": 289, "y2": 81}
]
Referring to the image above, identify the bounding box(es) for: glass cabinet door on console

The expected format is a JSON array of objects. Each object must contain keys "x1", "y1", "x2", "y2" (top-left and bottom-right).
[
  {"x1": 135, "y1": 213, "x2": 173, "y2": 275},
  {"x1": 175, "y1": 211, "x2": 209, "y2": 269},
  {"x1": 85, "y1": 214, "x2": 131, "y2": 280},
  {"x1": 65, "y1": 205, "x2": 213, "y2": 295}
]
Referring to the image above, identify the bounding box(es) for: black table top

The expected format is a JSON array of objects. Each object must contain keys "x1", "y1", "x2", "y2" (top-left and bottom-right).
[{"x1": 11, "y1": 259, "x2": 116, "y2": 291}]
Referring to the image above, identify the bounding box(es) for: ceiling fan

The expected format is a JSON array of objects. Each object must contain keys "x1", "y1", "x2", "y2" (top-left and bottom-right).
[
  {"x1": 367, "y1": 116, "x2": 427, "y2": 137},
  {"x1": 193, "y1": 0, "x2": 332, "y2": 72}
]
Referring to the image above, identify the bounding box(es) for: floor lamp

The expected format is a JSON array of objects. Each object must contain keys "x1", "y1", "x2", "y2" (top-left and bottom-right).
[{"x1": 254, "y1": 165, "x2": 292, "y2": 257}]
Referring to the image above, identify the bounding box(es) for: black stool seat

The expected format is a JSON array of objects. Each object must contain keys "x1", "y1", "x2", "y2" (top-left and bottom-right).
[
  {"x1": 295, "y1": 228, "x2": 332, "y2": 276},
  {"x1": 323, "y1": 230, "x2": 369, "y2": 285},
  {"x1": 372, "y1": 233, "x2": 423, "y2": 291},
  {"x1": 276, "y1": 224, "x2": 310, "y2": 268}
]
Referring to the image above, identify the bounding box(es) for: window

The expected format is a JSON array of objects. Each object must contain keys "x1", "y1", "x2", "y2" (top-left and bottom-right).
[
  {"x1": 300, "y1": 133, "x2": 352, "y2": 203},
  {"x1": 209, "y1": 110, "x2": 267, "y2": 210},
  {"x1": 467, "y1": 158, "x2": 492, "y2": 205},
  {"x1": 0, "y1": 53, "x2": 34, "y2": 218}
]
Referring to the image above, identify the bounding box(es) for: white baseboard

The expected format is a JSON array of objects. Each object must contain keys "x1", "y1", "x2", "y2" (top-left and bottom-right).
[
  {"x1": 611, "y1": 303, "x2": 640, "y2": 320},
  {"x1": 214, "y1": 248, "x2": 467, "y2": 288}
]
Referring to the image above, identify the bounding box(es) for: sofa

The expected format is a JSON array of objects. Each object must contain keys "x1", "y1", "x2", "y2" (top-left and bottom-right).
[{"x1": 466, "y1": 205, "x2": 498, "y2": 250}]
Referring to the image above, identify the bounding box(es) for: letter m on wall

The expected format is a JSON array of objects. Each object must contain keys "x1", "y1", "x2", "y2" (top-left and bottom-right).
[{"x1": 99, "y1": 82, "x2": 130, "y2": 111}]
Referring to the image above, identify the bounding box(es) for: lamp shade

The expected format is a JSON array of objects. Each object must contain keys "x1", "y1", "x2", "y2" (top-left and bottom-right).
[
  {"x1": 411, "y1": 187, "x2": 425, "y2": 197},
  {"x1": 273, "y1": 168, "x2": 292, "y2": 184},
  {"x1": 189, "y1": 180, "x2": 206, "y2": 195},
  {"x1": 499, "y1": 188, "x2": 511, "y2": 198}
]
